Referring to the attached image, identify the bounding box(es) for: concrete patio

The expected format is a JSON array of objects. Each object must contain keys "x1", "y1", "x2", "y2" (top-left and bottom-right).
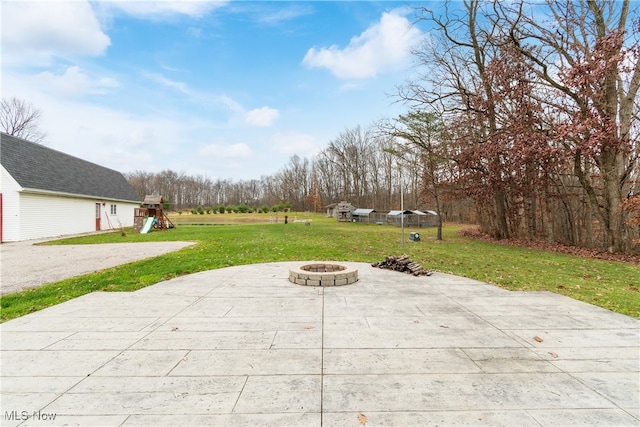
[{"x1": 1, "y1": 261, "x2": 638, "y2": 426}]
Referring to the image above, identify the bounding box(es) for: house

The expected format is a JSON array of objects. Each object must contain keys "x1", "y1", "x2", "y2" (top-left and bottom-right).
[{"x1": 0, "y1": 133, "x2": 141, "y2": 242}]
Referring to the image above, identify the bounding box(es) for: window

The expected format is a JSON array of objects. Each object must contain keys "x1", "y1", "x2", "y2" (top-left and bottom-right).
[{"x1": 110, "y1": 204, "x2": 117, "y2": 215}]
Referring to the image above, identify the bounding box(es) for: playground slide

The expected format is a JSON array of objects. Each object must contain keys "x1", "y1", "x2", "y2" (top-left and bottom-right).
[{"x1": 140, "y1": 216, "x2": 155, "y2": 234}]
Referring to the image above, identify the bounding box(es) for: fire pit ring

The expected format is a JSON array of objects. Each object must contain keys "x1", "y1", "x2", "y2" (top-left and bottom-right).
[{"x1": 289, "y1": 263, "x2": 358, "y2": 287}]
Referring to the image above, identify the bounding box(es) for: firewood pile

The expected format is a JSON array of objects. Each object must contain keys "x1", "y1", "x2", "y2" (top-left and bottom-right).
[{"x1": 371, "y1": 255, "x2": 433, "y2": 276}]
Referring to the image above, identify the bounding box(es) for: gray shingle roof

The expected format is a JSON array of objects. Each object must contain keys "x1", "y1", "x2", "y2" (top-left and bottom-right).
[{"x1": 1, "y1": 133, "x2": 141, "y2": 202}]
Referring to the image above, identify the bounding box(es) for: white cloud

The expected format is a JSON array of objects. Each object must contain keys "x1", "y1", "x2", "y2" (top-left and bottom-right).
[
  {"x1": 198, "y1": 142, "x2": 253, "y2": 159},
  {"x1": 3, "y1": 70, "x2": 260, "y2": 177},
  {"x1": 244, "y1": 107, "x2": 280, "y2": 127},
  {"x1": 302, "y1": 9, "x2": 424, "y2": 79},
  {"x1": 34, "y1": 66, "x2": 119, "y2": 97},
  {"x1": 142, "y1": 72, "x2": 246, "y2": 114},
  {"x1": 105, "y1": 0, "x2": 227, "y2": 19},
  {"x1": 1, "y1": 69, "x2": 189, "y2": 174},
  {"x1": 270, "y1": 132, "x2": 320, "y2": 156},
  {"x1": 216, "y1": 95, "x2": 244, "y2": 113},
  {"x1": 144, "y1": 72, "x2": 191, "y2": 95},
  {"x1": 257, "y1": 4, "x2": 313, "y2": 25},
  {"x1": 1, "y1": 1, "x2": 110, "y2": 65}
]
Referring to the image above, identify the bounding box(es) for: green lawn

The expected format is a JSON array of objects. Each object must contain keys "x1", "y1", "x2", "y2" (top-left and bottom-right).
[{"x1": 2, "y1": 214, "x2": 639, "y2": 321}]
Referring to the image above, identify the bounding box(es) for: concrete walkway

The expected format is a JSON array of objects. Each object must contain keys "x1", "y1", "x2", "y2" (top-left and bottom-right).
[{"x1": 1, "y1": 261, "x2": 638, "y2": 426}]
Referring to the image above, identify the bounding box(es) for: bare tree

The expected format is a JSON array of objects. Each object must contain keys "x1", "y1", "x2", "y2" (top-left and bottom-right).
[
  {"x1": 397, "y1": 0, "x2": 639, "y2": 252},
  {"x1": 400, "y1": 0, "x2": 511, "y2": 239},
  {"x1": 380, "y1": 111, "x2": 449, "y2": 239},
  {"x1": 501, "y1": 0, "x2": 639, "y2": 252},
  {"x1": 1, "y1": 97, "x2": 47, "y2": 143}
]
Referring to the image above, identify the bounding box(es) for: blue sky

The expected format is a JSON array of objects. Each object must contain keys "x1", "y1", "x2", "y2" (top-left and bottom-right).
[{"x1": 2, "y1": 1, "x2": 429, "y2": 181}]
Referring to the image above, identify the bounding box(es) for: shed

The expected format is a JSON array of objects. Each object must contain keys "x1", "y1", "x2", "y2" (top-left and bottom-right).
[
  {"x1": 334, "y1": 201, "x2": 356, "y2": 222},
  {"x1": 324, "y1": 202, "x2": 338, "y2": 218},
  {"x1": 0, "y1": 133, "x2": 141, "y2": 242},
  {"x1": 352, "y1": 208, "x2": 377, "y2": 223},
  {"x1": 387, "y1": 209, "x2": 438, "y2": 228}
]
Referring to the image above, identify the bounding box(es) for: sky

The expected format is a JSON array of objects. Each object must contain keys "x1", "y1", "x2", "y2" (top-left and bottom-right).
[{"x1": 2, "y1": 1, "x2": 430, "y2": 181}]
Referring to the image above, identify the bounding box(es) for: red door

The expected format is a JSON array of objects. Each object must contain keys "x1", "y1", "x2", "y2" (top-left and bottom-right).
[{"x1": 95, "y1": 203, "x2": 101, "y2": 231}]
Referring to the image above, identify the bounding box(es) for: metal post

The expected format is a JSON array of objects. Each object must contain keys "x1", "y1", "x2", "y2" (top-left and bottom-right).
[{"x1": 401, "y1": 172, "x2": 404, "y2": 249}]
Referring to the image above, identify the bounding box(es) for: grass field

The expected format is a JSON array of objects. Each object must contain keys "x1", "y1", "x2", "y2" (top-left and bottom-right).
[{"x1": 2, "y1": 212, "x2": 639, "y2": 321}]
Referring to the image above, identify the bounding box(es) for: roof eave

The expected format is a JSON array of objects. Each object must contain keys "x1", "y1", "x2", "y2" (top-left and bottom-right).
[{"x1": 20, "y1": 187, "x2": 141, "y2": 204}]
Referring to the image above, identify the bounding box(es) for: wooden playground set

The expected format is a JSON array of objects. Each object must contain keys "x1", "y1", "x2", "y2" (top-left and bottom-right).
[{"x1": 133, "y1": 195, "x2": 175, "y2": 233}]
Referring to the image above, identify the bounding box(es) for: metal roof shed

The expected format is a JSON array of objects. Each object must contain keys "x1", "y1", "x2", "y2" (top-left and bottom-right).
[
  {"x1": 352, "y1": 208, "x2": 376, "y2": 223},
  {"x1": 387, "y1": 210, "x2": 438, "y2": 228}
]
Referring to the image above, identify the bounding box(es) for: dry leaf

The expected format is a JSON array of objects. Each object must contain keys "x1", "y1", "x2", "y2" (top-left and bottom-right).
[
  {"x1": 171, "y1": 327, "x2": 179, "y2": 331},
  {"x1": 534, "y1": 336, "x2": 544, "y2": 342},
  {"x1": 549, "y1": 352, "x2": 559, "y2": 358},
  {"x1": 304, "y1": 326, "x2": 315, "y2": 330},
  {"x1": 357, "y1": 413, "x2": 367, "y2": 425}
]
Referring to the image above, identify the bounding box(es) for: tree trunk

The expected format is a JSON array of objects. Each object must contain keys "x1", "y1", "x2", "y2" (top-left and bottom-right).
[{"x1": 494, "y1": 187, "x2": 510, "y2": 239}]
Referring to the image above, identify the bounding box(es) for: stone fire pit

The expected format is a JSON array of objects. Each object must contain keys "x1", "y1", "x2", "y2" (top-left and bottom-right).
[{"x1": 289, "y1": 263, "x2": 358, "y2": 287}]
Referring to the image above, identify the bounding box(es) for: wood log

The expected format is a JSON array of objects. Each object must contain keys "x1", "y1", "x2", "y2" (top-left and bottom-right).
[{"x1": 373, "y1": 255, "x2": 433, "y2": 277}]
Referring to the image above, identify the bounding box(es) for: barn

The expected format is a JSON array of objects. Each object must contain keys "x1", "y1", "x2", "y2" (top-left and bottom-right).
[{"x1": 0, "y1": 133, "x2": 141, "y2": 242}]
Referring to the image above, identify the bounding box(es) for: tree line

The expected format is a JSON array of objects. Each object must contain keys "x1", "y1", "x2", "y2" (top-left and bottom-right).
[{"x1": 124, "y1": 124, "x2": 469, "y2": 218}]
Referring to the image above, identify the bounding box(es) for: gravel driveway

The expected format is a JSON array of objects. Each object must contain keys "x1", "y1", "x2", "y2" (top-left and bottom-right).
[{"x1": 0, "y1": 239, "x2": 196, "y2": 295}]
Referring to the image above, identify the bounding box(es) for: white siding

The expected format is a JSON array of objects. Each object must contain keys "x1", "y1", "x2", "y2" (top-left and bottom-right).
[
  {"x1": 100, "y1": 202, "x2": 136, "y2": 229},
  {"x1": 11, "y1": 193, "x2": 139, "y2": 242},
  {"x1": 20, "y1": 194, "x2": 96, "y2": 240},
  {"x1": 1, "y1": 165, "x2": 21, "y2": 241}
]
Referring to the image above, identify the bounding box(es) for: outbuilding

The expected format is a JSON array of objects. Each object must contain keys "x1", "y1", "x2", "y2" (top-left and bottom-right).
[
  {"x1": 1, "y1": 133, "x2": 141, "y2": 242},
  {"x1": 387, "y1": 209, "x2": 439, "y2": 228},
  {"x1": 324, "y1": 202, "x2": 338, "y2": 218},
  {"x1": 334, "y1": 201, "x2": 356, "y2": 222},
  {"x1": 352, "y1": 208, "x2": 377, "y2": 223}
]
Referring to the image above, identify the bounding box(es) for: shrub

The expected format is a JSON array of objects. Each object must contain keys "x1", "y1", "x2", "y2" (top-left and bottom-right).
[{"x1": 218, "y1": 205, "x2": 226, "y2": 214}]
